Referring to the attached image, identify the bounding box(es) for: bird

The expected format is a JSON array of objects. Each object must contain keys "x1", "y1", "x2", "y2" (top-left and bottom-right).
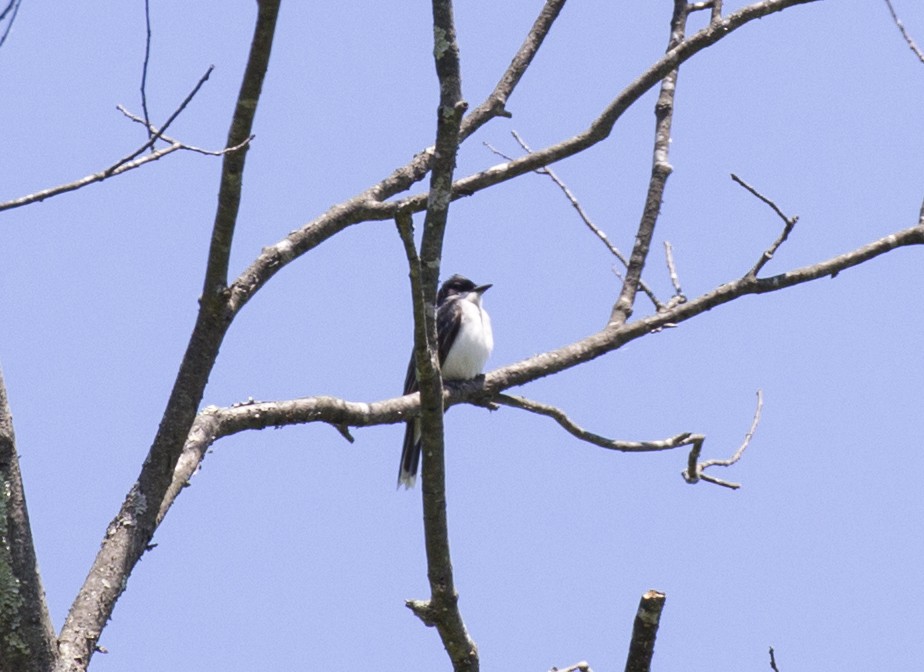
[{"x1": 398, "y1": 274, "x2": 494, "y2": 489}]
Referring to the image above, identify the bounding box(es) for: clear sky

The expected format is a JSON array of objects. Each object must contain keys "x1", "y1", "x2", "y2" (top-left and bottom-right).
[{"x1": 2, "y1": 1, "x2": 923, "y2": 670}]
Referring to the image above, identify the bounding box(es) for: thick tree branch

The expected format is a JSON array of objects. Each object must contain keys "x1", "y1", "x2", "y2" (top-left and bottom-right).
[
  {"x1": 365, "y1": 0, "x2": 821, "y2": 222},
  {"x1": 410, "y1": 2, "x2": 480, "y2": 671},
  {"x1": 228, "y1": 0, "x2": 818, "y2": 319},
  {"x1": 159, "y1": 222, "x2": 922, "y2": 514},
  {"x1": 624, "y1": 590, "x2": 666, "y2": 672},
  {"x1": 54, "y1": 4, "x2": 281, "y2": 671},
  {"x1": 0, "y1": 367, "x2": 58, "y2": 672}
]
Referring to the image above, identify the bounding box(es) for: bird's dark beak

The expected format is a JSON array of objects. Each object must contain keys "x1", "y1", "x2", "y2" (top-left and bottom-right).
[{"x1": 473, "y1": 283, "x2": 492, "y2": 294}]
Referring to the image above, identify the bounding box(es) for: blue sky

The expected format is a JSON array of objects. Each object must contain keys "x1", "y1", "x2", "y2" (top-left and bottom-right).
[{"x1": 2, "y1": 1, "x2": 923, "y2": 670}]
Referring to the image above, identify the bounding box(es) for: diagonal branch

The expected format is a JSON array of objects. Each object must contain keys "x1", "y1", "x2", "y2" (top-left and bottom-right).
[
  {"x1": 459, "y1": 0, "x2": 567, "y2": 142},
  {"x1": 731, "y1": 174, "x2": 799, "y2": 277},
  {"x1": 883, "y1": 0, "x2": 924, "y2": 64},
  {"x1": 484, "y1": 132, "x2": 664, "y2": 311},
  {"x1": 0, "y1": 366, "x2": 58, "y2": 672},
  {"x1": 364, "y1": 0, "x2": 821, "y2": 223},
  {"x1": 227, "y1": 1, "x2": 822, "y2": 321},
  {"x1": 0, "y1": 67, "x2": 215, "y2": 215},
  {"x1": 54, "y1": 4, "x2": 281, "y2": 671},
  {"x1": 611, "y1": 0, "x2": 688, "y2": 325}
]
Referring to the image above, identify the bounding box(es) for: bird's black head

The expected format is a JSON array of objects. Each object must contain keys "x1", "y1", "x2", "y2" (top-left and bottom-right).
[{"x1": 437, "y1": 274, "x2": 477, "y2": 305}]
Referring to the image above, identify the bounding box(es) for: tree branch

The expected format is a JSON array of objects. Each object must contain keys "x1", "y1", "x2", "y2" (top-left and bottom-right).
[
  {"x1": 883, "y1": 0, "x2": 924, "y2": 64},
  {"x1": 624, "y1": 590, "x2": 666, "y2": 672},
  {"x1": 611, "y1": 0, "x2": 687, "y2": 325},
  {"x1": 158, "y1": 222, "x2": 922, "y2": 518},
  {"x1": 484, "y1": 132, "x2": 663, "y2": 311},
  {"x1": 227, "y1": 0, "x2": 821, "y2": 320},
  {"x1": 409, "y1": 2, "x2": 480, "y2": 670},
  {"x1": 54, "y1": 4, "x2": 281, "y2": 670},
  {"x1": 0, "y1": 67, "x2": 217, "y2": 215},
  {"x1": 0, "y1": 366, "x2": 58, "y2": 672},
  {"x1": 459, "y1": 0, "x2": 567, "y2": 142}
]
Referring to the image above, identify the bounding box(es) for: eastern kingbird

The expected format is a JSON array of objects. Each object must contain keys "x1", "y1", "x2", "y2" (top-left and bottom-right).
[{"x1": 398, "y1": 274, "x2": 494, "y2": 489}]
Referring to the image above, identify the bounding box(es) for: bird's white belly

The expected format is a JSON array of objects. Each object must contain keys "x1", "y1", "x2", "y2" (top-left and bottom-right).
[{"x1": 441, "y1": 303, "x2": 493, "y2": 380}]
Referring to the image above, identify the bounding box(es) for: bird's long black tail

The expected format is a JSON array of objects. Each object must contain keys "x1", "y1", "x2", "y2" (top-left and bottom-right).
[{"x1": 397, "y1": 419, "x2": 420, "y2": 489}]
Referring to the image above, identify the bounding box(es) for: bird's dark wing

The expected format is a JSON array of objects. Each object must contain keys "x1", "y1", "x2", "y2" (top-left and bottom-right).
[{"x1": 436, "y1": 296, "x2": 462, "y2": 367}]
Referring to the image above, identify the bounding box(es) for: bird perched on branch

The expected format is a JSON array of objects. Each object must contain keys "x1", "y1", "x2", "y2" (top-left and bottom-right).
[{"x1": 398, "y1": 274, "x2": 493, "y2": 489}]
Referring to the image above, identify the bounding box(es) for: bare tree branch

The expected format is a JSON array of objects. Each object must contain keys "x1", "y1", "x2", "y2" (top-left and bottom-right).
[
  {"x1": 0, "y1": 143, "x2": 185, "y2": 213},
  {"x1": 731, "y1": 174, "x2": 799, "y2": 277},
  {"x1": 0, "y1": 366, "x2": 58, "y2": 672},
  {"x1": 117, "y1": 105, "x2": 254, "y2": 156},
  {"x1": 0, "y1": 67, "x2": 217, "y2": 215},
  {"x1": 407, "y1": 2, "x2": 481, "y2": 670},
  {"x1": 683, "y1": 390, "x2": 763, "y2": 489},
  {"x1": 460, "y1": 0, "x2": 567, "y2": 142},
  {"x1": 883, "y1": 0, "x2": 924, "y2": 64},
  {"x1": 364, "y1": 1, "x2": 823, "y2": 220},
  {"x1": 663, "y1": 241, "x2": 686, "y2": 306},
  {"x1": 0, "y1": 0, "x2": 21, "y2": 49},
  {"x1": 485, "y1": 132, "x2": 664, "y2": 311},
  {"x1": 769, "y1": 646, "x2": 781, "y2": 672},
  {"x1": 54, "y1": 4, "x2": 281, "y2": 670},
  {"x1": 611, "y1": 0, "x2": 688, "y2": 325},
  {"x1": 158, "y1": 207, "x2": 923, "y2": 510},
  {"x1": 140, "y1": 0, "x2": 154, "y2": 139},
  {"x1": 227, "y1": 0, "x2": 824, "y2": 319},
  {"x1": 494, "y1": 394, "x2": 700, "y2": 454},
  {"x1": 624, "y1": 590, "x2": 667, "y2": 672}
]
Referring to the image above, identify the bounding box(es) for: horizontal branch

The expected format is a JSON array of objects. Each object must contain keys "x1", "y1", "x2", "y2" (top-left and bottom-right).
[{"x1": 163, "y1": 222, "x2": 923, "y2": 511}]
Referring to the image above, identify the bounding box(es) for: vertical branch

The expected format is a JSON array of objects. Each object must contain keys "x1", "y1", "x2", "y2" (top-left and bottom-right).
[
  {"x1": 407, "y1": 1, "x2": 478, "y2": 671},
  {"x1": 624, "y1": 590, "x2": 667, "y2": 672},
  {"x1": 0, "y1": 366, "x2": 58, "y2": 672},
  {"x1": 54, "y1": 4, "x2": 281, "y2": 671},
  {"x1": 610, "y1": 1, "x2": 688, "y2": 325},
  {"x1": 140, "y1": 0, "x2": 154, "y2": 140}
]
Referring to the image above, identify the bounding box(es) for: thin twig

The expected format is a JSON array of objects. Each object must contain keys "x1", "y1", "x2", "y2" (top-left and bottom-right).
[
  {"x1": 0, "y1": 143, "x2": 184, "y2": 213},
  {"x1": 0, "y1": 67, "x2": 220, "y2": 215},
  {"x1": 769, "y1": 646, "x2": 781, "y2": 672},
  {"x1": 0, "y1": 0, "x2": 21, "y2": 49},
  {"x1": 459, "y1": 0, "x2": 567, "y2": 142},
  {"x1": 883, "y1": 0, "x2": 924, "y2": 64},
  {"x1": 555, "y1": 662, "x2": 593, "y2": 672},
  {"x1": 484, "y1": 135, "x2": 663, "y2": 311},
  {"x1": 663, "y1": 240, "x2": 685, "y2": 303},
  {"x1": 731, "y1": 174, "x2": 799, "y2": 278},
  {"x1": 141, "y1": 0, "x2": 154, "y2": 140},
  {"x1": 118, "y1": 104, "x2": 254, "y2": 156},
  {"x1": 111, "y1": 64, "x2": 215, "y2": 172},
  {"x1": 495, "y1": 394, "x2": 699, "y2": 453},
  {"x1": 684, "y1": 390, "x2": 763, "y2": 489}
]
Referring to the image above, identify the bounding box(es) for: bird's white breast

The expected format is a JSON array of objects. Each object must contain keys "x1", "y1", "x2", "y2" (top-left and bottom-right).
[{"x1": 441, "y1": 297, "x2": 493, "y2": 380}]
